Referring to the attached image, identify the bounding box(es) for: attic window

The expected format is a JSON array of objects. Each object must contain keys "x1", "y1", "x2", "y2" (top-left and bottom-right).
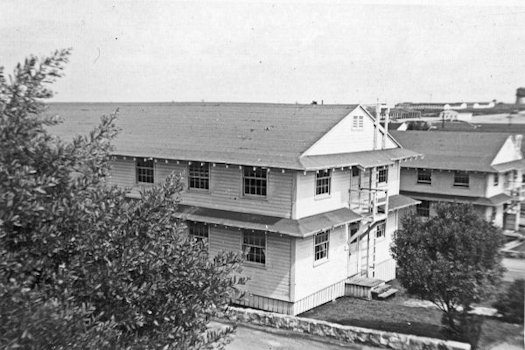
[{"x1": 352, "y1": 115, "x2": 364, "y2": 129}]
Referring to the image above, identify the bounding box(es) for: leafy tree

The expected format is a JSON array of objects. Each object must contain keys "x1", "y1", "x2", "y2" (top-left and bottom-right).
[
  {"x1": 391, "y1": 202, "x2": 505, "y2": 335},
  {"x1": 0, "y1": 50, "x2": 245, "y2": 349}
]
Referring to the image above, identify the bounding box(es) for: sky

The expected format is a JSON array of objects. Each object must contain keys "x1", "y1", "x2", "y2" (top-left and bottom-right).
[{"x1": 1, "y1": 0, "x2": 524, "y2": 104}]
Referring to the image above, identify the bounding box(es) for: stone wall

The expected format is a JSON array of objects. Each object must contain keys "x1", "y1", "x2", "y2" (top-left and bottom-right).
[{"x1": 221, "y1": 306, "x2": 471, "y2": 350}]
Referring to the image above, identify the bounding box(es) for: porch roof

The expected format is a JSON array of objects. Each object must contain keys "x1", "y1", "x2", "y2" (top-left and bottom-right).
[
  {"x1": 174, "y1": 204, "x2": 362, "y2": 238},
  {"x1": 400, "y1": 191, "x2": 513, "y2": 207},
  {"x1": 491, "y1": 159, "x2": 525, "y2": 172},
  {"x1": 298, "y1": 148, "x2": 421, "y2": 171},
  {"x1": 388, "y1": 194, "x2": 421, "y2": 211}
]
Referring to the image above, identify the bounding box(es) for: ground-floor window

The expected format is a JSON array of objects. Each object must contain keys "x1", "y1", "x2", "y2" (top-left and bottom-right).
[
  {"x1": 417, "y1": 200, "x2": 430, "y2": 217},
  {"x1": 314, "y1": 230, "x2": 329, "y2": 261},
  {"x1": 188, "y1": 221, "x2": 209, "y2": 244},
  {"x1": 243, "y1": 230, "x2": 266, "y2": 265}
]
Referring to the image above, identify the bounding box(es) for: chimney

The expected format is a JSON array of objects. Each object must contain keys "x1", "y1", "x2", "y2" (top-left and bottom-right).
[
  {"x1": 374, "y1": 103, "x2": 380, "y2": 150},
  {"x1": 382, "y1": 106, "x2": 390, "y2": 149}
]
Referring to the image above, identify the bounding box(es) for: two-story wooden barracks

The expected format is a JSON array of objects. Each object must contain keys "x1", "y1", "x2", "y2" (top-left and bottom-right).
[
  {"x1": 391, "y1": 131, "x2": 525, "y2": 232},
  {"x1": 48, "y1": 102, "x2": 420, "y2": 315}
]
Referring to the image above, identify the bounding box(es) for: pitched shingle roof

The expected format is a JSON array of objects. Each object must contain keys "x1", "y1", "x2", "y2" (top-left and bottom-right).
[
  {"x1": 390, "y1": 131, "x2": 514, "y2": 172},
  {"x1": 45, "y1": 102, "x2": 416, "y2": 170}
]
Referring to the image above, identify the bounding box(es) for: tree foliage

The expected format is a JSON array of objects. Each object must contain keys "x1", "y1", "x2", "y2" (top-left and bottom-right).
[
  {"x1": 0, "y1": 50, "x2": 245, "y2": 349},
  {"x1": 391, "y1": 202, "x2": 505, "y2": 334}
]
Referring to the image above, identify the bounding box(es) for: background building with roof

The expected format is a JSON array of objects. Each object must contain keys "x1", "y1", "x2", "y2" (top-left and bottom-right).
[
  {"x1": 47, "y1": 102, "x2": 419, "y2": 315},
  {"x1": 391, "y1": 131, "x2": 525, "y2": 231}
]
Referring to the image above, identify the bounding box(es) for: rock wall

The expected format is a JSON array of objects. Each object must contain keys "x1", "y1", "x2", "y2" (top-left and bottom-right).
[{"x1": 221, "y1": 306, "x2": 471, "y2": 350}]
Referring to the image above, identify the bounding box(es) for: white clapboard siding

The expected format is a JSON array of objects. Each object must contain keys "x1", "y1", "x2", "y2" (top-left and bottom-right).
[
  {"x1": 108, "y1": 159, "x2": 138, "y2": 187},
  {"x1": 294, "y1": 169, "x2": 351, "y2": 219},
  {"x1": 374, "y1": 258, "x2": 396, "y2": 281},
  {"x1": 292, "y1": 225, "x2": 348, "y2": 301},
  {"x1": 209, "y1": 227, "x2": 291, "y2": 301},
  {"x1": 110, "y1": 160, "x2": 293, "y2": 218}
]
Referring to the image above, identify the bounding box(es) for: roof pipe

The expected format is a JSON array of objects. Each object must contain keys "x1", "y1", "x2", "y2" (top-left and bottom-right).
[{"x1": 382, "y1": 106, "x2": 390, "y2": 149}]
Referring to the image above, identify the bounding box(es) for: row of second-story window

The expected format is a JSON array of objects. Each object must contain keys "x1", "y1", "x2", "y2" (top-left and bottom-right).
[
  {"x1": 416, "y1": 169, "x2": 469, "y2": 187},
  {"x1": 136, "y1": 160, "x2": 388, "y2": 198},
  {"x1": 135, "y1": 160, "x2": 268, "y2": 196},
  {"x1": 187, "y1": 221, "x2": 385, "y2": 266},
  {"x1": 416, "y1": 168, "x2": 521, "y2": 188}
]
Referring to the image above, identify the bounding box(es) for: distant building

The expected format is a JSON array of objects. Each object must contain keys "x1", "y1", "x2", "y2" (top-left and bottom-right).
[
  {"x1": 396, "y1": 101, "x2": 496, "y2": 112},
  {"x1": 517, "y1": 87, "x2": 525, "y2": 105},
  {"x1": 389, "y1": 108, "x2": 422, "y2": 120},
  {"x1": 438, "y1": 110, "x2": 473, "y2": 122},
  {"x1": 391, "y1": 131, "x2": 525, "y2": 231}
]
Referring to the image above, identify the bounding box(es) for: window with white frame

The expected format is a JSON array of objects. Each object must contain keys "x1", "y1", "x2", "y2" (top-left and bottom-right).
[
  {"x1": 243, "y1": 230, "x2": 266, "y2": 264},
  {"x1": 416, "y1": 200, "x2": 430, "y2": 217},
  {"x1": 417, "y1": 168, "x2": 432, "y2": 184},
  {"x1": 315, "y1": 170, "x2": 331, "y2": 196},
  {"x1": 352, "y1": 115, "x2": 364, "y2": 129},
  {"x1": 243, "y1": 167, "x2": 267, "y2": 196},
  {"x1": 377, "y1": 166, "x2": 388, "y2": 184},
  {"x1": 188, "y1": 221, "x2": 209, "y2": 243},
  {"x1": 376, "y1": 221, "x2": 386, "y2": 238},
  {"x1": 314, "y1": 230, "x2": 329, "y2": 261},
  {"x1": 453, "y1": 171, "x2": 469, "y2": 187},
  {"x1": 136, "y1": 159, "x2": 154, "y2": 184},
  {"x1": 189, "y1": 162, "x2": 209, "y2": 190},
  {"x1": 494, "y1": 173, "x2": 499, "y2": 187}
]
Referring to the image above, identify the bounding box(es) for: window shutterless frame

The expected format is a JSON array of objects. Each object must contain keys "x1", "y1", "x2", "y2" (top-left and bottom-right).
[
  {"x1": 417, "y1": 168, "x2": 431, "y2": 184},
  {"x1": 136, "y1": 159, "x2": 154, "y2": 184},
  {"x1": 189, "y1": 162, "x2": 210, "y2": 190},
  {"x1": 453, "y1": 171, "x2": 469, "y2": 187},
  {"x1": 314, "y1": 230, "x2": 329, "y2": 261},
  {"x1": 315, "y1": 169, "x2": 331, "y2": 196},
  {"x1": 242, "y1": 230, "x2": 266, "y2": 265},
  {"x1": 243, "y1": 167, "x2": 267, "y2": 197}
]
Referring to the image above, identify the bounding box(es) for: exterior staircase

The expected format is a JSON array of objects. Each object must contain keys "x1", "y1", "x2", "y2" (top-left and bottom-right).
[
  {"x1": 371, "y1": 283, "x2": 398, "y2": 300},
  {"x1": 345, "y1": 275, "x2": 398, "y2": 300}
]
